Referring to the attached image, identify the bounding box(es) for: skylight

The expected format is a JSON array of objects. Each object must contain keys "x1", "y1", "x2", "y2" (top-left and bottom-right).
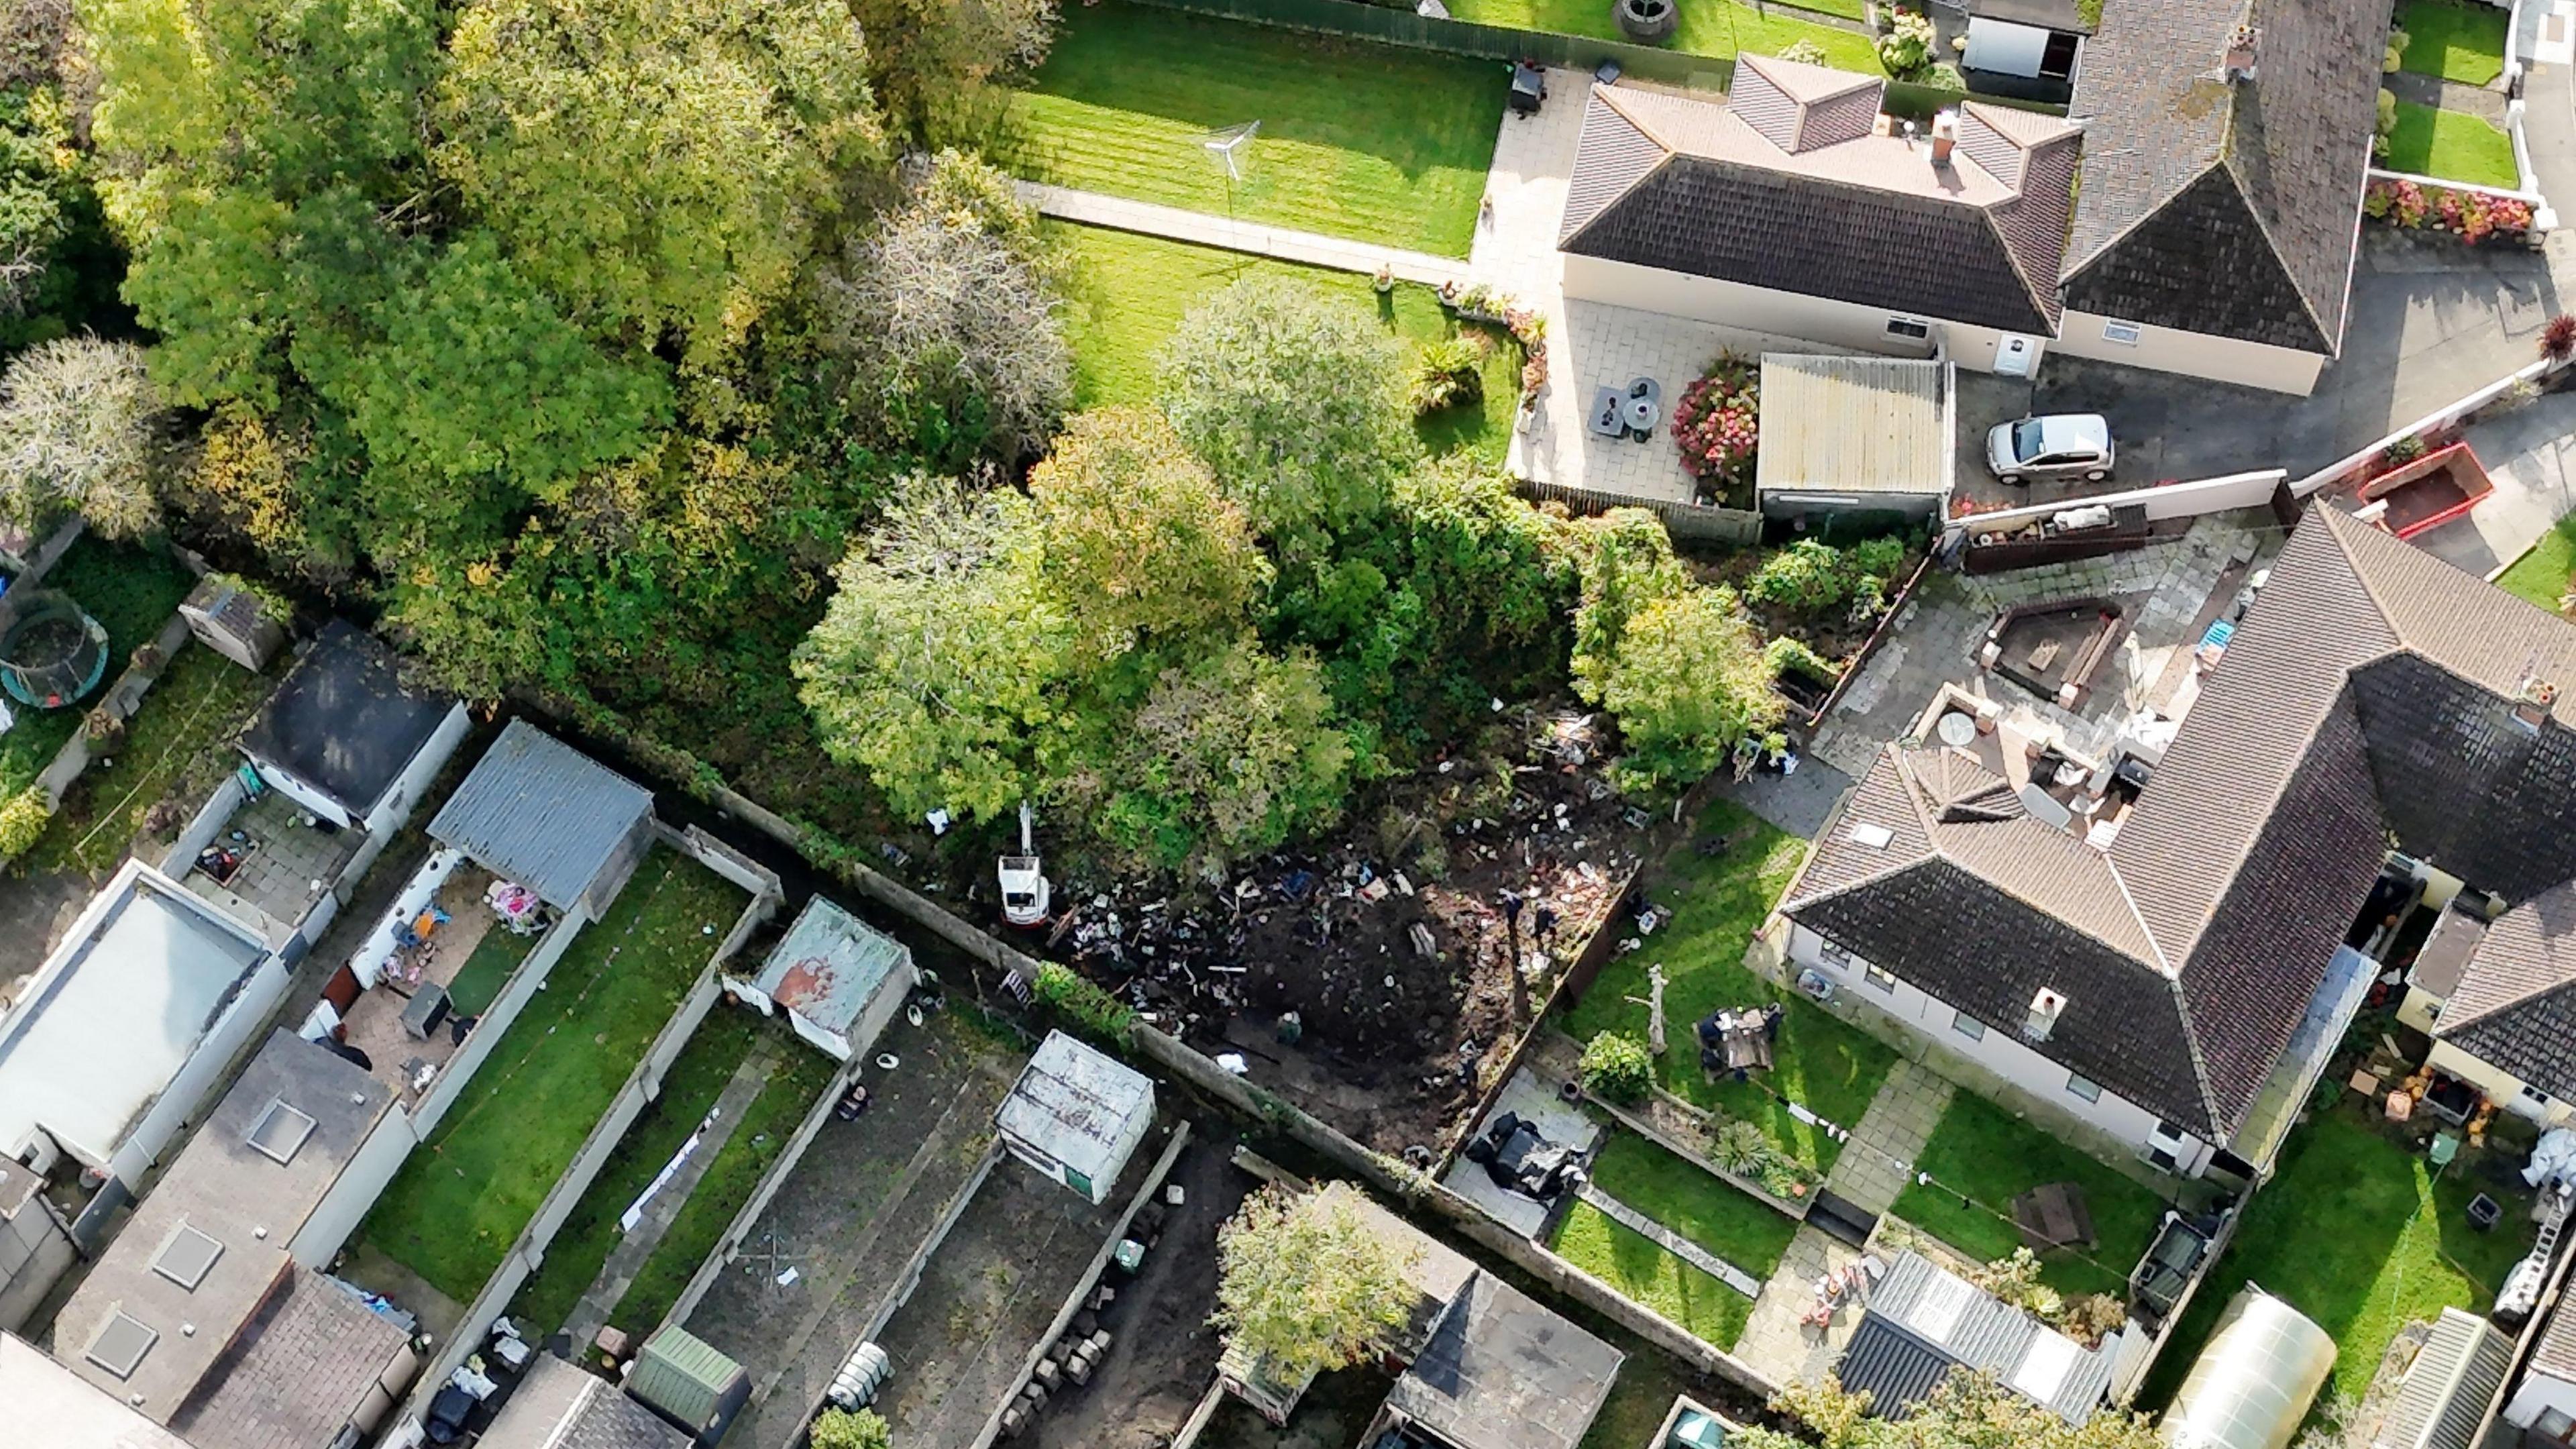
[
  {"x1": 152, "y1": 1223, "x2": 223, "y2": 1291},
  {"x1": 247, "y1": 1099, "x2": 317, "y2": 1166},
  {"x1": 84, "y1": 1312, "x2": 158, "y2": 1380}
]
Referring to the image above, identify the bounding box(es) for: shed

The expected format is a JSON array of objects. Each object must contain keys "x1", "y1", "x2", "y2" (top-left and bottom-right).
[
  {"x1": 996, "y1": 1030, "x2": 1155, "y2": 1204},
  {"x1": 1375, "y1": 1269, "x2": 1624, "y2": 1449},
  {"x1": 2373, "y1": 1308, "x2": 2514, "y2": 1449},
  {"x1": 478, "y1": 1356, "x2": 690, "y2": 1449},
  {"x1": 747, "y1": 896, "x2": 914, "y2": 1062},
  {"x1": 629, "y1": 1326, "x2": 749, "y2": 1448},
  {"x1": 428, "y1": 720, "x2": 655, "y2": 918},
  {"x1": 238, "y1": 621, "x2": 465, "y2": 833},
  {"x1": 1754, "y1": 354, "x2": 1954, "y2": 520},
  {"x1": 178, "y1": 576, "x2": 286, "y2": 672},
  {"x1": 2162, "y1": 1289, "x2": 2334, "y2": 1449},
  {"x1": 1836, "y1": 1251, "x2": 2110, "y2": 1425}
]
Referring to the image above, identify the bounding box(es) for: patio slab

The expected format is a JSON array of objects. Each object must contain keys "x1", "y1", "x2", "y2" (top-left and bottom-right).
[{"x1": 1440, "y1": 1066, "x2": 1603, "y2": 1238}]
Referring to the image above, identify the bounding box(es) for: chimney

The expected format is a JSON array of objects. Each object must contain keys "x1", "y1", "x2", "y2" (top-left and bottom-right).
[
  {"x1": 2025, "y1": 986, "x2": 2067, "y2": 1042},
  {"x1": 2223, "y1": 22, "x2": 2259, "y2": 80},
  {"x1": 2514, "y1": 675, "x2": 2559, "y2": 735},
  {"x1": 1931, "y1": 109, "x2": 1958, "y2": 169}
]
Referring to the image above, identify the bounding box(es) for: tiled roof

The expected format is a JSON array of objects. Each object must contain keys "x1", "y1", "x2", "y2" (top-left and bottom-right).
[
  {"x1": 2434, "y1": 883, "x2": 2576, "y2": 1100},
  {"x1": 1789, "y1": 507, "x2": 2576, "y2": 1140},
  {"x1": 170, "y1": 1273, "x2": 410, "y2": 1449},
  {"x1": 1560, "y1": 82, "x2": 2074, "y2": 334},
  {"x1": 2063, "y1": 0, "x2": 2379, "y2": 351}
]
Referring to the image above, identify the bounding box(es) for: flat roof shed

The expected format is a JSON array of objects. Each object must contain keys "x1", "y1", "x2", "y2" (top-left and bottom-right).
[
  {"x1": 0, "y1": 861, "x2": 275, "y2": 1175},
  {"x1": 1756, "y1": 354, "x2": 1953, "y2": 517},
  {"x1": 239, "y1": 621, "x2": 458, "y2": 829},
  {"x1": 428, "y1": 719, "x2": 655, "y2": 918},
  {"x1": 1837, "y1": 1250, "x2": 2110, "y2": 1426},
  {"x1": 997, "y1": 1030, "x2": 1155, "y2": 1205},
  {"x1": 1379, "y1": 1269, "x2": 1624, "y2": 1449},
  {"x1": 749, "y1": 896, "x2": 914, "y2": 1063}
]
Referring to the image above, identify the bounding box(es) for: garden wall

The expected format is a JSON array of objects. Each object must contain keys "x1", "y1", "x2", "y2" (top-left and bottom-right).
[
  {"x1": 1518, "y1": 478, "x2": 1764, "y2": 547},
  {"x1": 2293, "y1": 355, "x2": 2562, "y2": 502},
  {"x1": 1942, "y1": 468, "x2": 2286, "y2": 557}
]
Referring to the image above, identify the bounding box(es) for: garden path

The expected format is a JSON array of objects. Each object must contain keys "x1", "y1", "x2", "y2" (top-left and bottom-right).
[
  {"x1": 560, "y1": 1038, "x2": 781, "y2": 1350},
  {"x1": 1821, "y1": 1058, "x2": 1950, "y2": 1216},
  {"x1": 1014, "y1": 180, "x2": 1470, "y2": 286}
]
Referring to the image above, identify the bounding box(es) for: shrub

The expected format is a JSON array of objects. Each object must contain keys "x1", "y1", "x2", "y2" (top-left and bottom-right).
[
  {"x1": 1764, "y1": 635, "x2": 1839, "y2": 684},
  {"x1": 2385, "y1": 25, "x2": 2408, "y2": 72},
  {"x1": 2381, "y1": 433, "x2": 2428, "y2": 467},
  {"x1": 1847, "y1": 535, "x2": 1908, "y2": 579},
  {"x1": 1876, "y1": 9, "x2": 1935, "y2": 78},
  {"x1": 2060, "y1": 1291, "x2": 2129, "y2": 1348},
  {"x1": 2546, "y1": 314, "x2": 2576, "y2": 362},
  {"x1": 2388, "y1": 178, "x2": 2430, "y2": 227},
  {"x1": 1747, "y1": 540, "x2": 1850, "y2": 612},
  {"x1": 1778, "y1": 38, "x2": 1827, "y2": 64},
  {"x1": 1032, "y1": 961, "x2": 1135, "y2": 1044},
  {"x1": 0, "y1": 786, "x2": 49, "y2": 861},
  {"x1": 1670, "y1": 361, "x2": 1760, "y2": 484},
  {"x1": 83, "y1": 706, "x2": 123, "y2": 745},
  {"x1": 810, "y1": 1408, "x2": 892, "y2": 1449},
  {"x1": 2373, "y1": 88, "x2": 2398, "y2": 160},
  {"x1": 1578, "y1": 1030, "x2": 1654, "y2": 1103},
  {"x1": 1709, "y1": 1118, "x2": 1772, "y2": 1174},
  {"x1": 1409, "y1": 336, "x2": 1487, "y2": 417}
]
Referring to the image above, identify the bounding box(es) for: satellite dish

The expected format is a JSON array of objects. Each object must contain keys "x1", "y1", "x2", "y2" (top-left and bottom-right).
[
  {"x1": 1200, "y1": 121, "x2": 1259, "y2": 182},
  {"x1": 1937, "y1": 710, "x2": 1978, "y2": 747}
]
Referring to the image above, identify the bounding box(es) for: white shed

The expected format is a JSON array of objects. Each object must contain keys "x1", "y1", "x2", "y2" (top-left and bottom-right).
[
  {"x1": 745, "y1": 897, "x2": 914, "y2": 1063},
  {"x1": 997, "y1": 1030, "x2": 1154, "y2": 1204}
]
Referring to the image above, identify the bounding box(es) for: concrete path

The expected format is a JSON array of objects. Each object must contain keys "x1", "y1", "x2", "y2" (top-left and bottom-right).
[
  {"x1": 1821, "y1": 1059, "x2": 1953, "y2": 1217},
  {"x1": 1572, "y1": 1180, "x2": 1764, "y2": 1296},
  {"x1": 1016, "y1": 181, "x2": 1470, "y2": 286},
  {"x1": 561, "y1": 1041, "x2": 780, "y2": 1350},
  {"x1": 1733, "y1": 1222, "x2": 1869, "y2": 1387}
]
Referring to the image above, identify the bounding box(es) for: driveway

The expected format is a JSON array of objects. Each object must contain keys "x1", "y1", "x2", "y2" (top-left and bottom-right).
[{"x1": 1951, "y1": 230, "x2": 2559, "y2": 506}]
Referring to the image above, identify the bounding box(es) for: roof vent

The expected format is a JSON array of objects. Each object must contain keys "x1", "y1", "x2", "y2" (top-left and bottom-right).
[
  {"x1": 2514, "y1": 676, "x2": 2557, "y2": 735},
  {"x1": 2025, "y1": 986, "x2": 2067, "y2": 1042},
  {"x1": 2222, "y1": 23, "x2": 2258, "y2": 80},
  {"x1": 1930, "y1": 110, "x2": 1958, "y2": 170}
]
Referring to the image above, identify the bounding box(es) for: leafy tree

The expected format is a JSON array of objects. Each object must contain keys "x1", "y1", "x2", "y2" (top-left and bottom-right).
[
  {"x1": 808, "y1": 1407, "x2": 892, "y2": 1449},
  {"x1": 1026, "y1": 408, "x2": 1266, "y2": 661},
  {"x1": 1771, "y1": 1372, "x2": 2165, "y2": 1449},
  {"x1": 1578, "y1": 1030, "x2": 1653, "y2": 1102},
  {"x1": 1157, "y1": 276, "x2": 1409, "y2": 539},
  {"x1": 1213, "y1": 1183, "x2": 1416, "y2": 1380},
  {"x1": 1590, "y1": 586, "x2": 1782, "y2": 792},
  {"x1": 325, "y1": 233, "x2": 674, "y2": 513},
  {"x1": 848, "y1": 0, "x2": 1057, "y2": 143},
  {"x1": 436, "y1": 0, "x2": 883, "y2": 361},
  {"x1": 0, "y1": 335, "x2": 165, "y2": 537},
  {"x1": 820, "y1": 168, "x2": 1069, "y2": 462},
  {"x1": 793, "y1": 474, "x2": 1073, "y2": 824},
  {"x1": 1567, "y1": 507, "x2": 1688, "y2": 702},
  {"x1": 1079, "y1": 636, "x2": 1353, "y2": 877}
]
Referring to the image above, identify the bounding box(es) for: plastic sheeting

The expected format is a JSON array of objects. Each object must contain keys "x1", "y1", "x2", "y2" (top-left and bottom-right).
[
  {"x1": 2162, "y1": 1289, "x2": 2335, "y2": 1449},
  {"x1": 2524, "y1": 1126, "x2": 2576, "y2": 1188}
]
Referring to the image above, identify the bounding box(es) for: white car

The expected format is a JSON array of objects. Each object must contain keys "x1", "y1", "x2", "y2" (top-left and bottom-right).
[{"x1": 1987, "y1": 413, "x2": 2115, "y2": 485}]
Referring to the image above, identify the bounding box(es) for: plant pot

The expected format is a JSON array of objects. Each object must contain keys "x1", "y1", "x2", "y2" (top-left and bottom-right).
[{"x1": 1615, "y1": 0, "x2": 1678, "y2": 43}]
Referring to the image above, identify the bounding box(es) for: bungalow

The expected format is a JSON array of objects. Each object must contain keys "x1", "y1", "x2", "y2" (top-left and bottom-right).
[
  {"x1": 1555, "y1": 0, "x2": 2380, "y2": 395},
  {"x1": 1782, "y1": 506, "x2": 2576, "y2": 1179},
  {"x1": 2398, "y1": 888, "x2": 2576, "y2": 1127}
]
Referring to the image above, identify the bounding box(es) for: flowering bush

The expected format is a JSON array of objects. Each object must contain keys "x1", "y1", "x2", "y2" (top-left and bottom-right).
[
  {"x1": 2365, "y1": 177, "x2": 2532, "y2": 244},
  {"x1": 1876, "y1": 8, "x2": 1935, "y2": 78},
  {"x1": 1671, "y1": 354, "x2": 1758, "y2": 483}
]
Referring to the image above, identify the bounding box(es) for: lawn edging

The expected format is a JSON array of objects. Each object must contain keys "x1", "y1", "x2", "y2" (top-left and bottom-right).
[
  {"x1": 392, "y1": 839, "x2": 781, "y2": 1429},
  {"x1": 1585, "y1": 1073, "x2": 1814, "y2": 1220},
  {"x1": 651, "y1": 1045, "x2": 861, "y2": 1336}
]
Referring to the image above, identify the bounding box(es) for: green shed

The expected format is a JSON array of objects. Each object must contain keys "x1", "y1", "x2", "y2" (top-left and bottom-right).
[{"x1": 630, "y1": 1325, "x2": 751, "y2": 1446}]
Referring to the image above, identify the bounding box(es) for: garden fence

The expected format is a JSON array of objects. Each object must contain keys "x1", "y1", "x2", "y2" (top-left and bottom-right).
[
  {"x1": 1517, "y1": 477, "x2": 1765, "y2": 545},
  {"x1": 1114, "y1": 0, "x2": 2061, "y2": 116}
]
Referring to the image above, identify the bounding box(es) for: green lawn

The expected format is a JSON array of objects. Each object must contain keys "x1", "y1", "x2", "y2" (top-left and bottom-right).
[
  {"x1": 996, "y1": 1, "x2": 1504, "y2": 256},
  {"x1": 1587, "y1": 1131, "x2": 1800, "y2": 1278},
  {"x1": 2383, "y1": 99, "x2": 2519, "y2": 188},
  {"x1": 1445, "y1": 0, "x2": 1882, "y2": 73},
  {"x1": 0, "y1": 536, "x2": 197, "y2": 800},
  {"x1": 2142, "y1": 1108, "x2": 2538, "y2": 1408},
  {"x1": 23, "y1": 643, "x2": 276, "y2": 876},
  {"x1": 1553, "y1": 1199, "x2": 1756, "y2": 1349},
  {"x1": 1562, "y1": 801, "x2": 1897, "y2": 1173},
  {"x1": 2398, "y1": 0, "x2": 2510, "y2": 85},
  {"x1": 1887, "y1": 1091, "x2": 2170, "y2": 1299},
  {"x1": 357, "y1": 850, "x2": 747, "y2": 1302},
  {"x1": 505, "y1": 1010, "x2": 765, "y2": 1338},
  {"x1": 606, "y1": 1038, "x2": 837, "y2": 1337},
  {"x1": 1051, "y1": 222, "x2": 1519, "y2": 468},
  {"x1": 2497, "y1": 515, "x2": 2576, "y2": 612},
  {"x1": 445, "y1": 924, "x2": 541, "y2": 1017}
]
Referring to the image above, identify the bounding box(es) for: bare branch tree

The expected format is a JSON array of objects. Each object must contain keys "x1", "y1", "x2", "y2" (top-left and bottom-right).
[{"x1": 0, "y1": 336, "x2": 166, "y2": 539}]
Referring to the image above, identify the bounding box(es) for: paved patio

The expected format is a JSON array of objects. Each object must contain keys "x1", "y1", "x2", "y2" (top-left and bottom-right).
[
  {"x1": 1731, "y1": 1222, "x2": 1868, "y2": 1387},
  {"x1": 1822, "y1": 1059, "x2": 1951, "y2": 1218},
  {"x1": 1439, "y1": 1066, "x2": 1602, "y2": 1238}
]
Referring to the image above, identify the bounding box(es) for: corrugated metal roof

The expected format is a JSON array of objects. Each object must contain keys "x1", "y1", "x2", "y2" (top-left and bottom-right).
[
  {"x1": 1837, "y1": 1252, "x2": 2109, "y2": 1424},
  {"x1": 427, "y1": 720, "x2": 653, "y2": 908},
  {"x1": 752, "y1": 896, "x2": 910, "y2": 1039},
  {"x1": 630, "y1": 1326, "x2": 743, "y2": 1432},
  {"x1": 1756, "y1": 356, "x2": 1948, "y2": 500},
  {"x1": 996, "y1": 1030, "x2": 1155, "y2": 1180},
  {"x1": 2375, "y1": 1309, "x2": 2512, "y2": 1449}
]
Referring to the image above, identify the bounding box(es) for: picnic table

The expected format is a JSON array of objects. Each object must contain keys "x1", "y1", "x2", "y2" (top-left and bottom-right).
[
  {"x1": 2012, "y1": 1181, "x2": 2096, "y2": 1250},
  {"x1": 1698, "y1": 1005, "x2": 1780, "y2": 1075}
]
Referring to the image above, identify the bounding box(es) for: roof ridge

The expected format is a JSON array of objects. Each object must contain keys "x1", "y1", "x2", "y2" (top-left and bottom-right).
[
  {"x1": 1593, "y1": 84, "x2": 1678, "y2": 155},
  {"x1": 2059, "y1": 159, "x2": 2222, "y2": 284},
  {"x1": 2433, "y1": 936, "x2": 2576, "y2": 1032},
  {"x1": 1923, "y1": 820, "x2": 2163, "y2": 966},
  {"x1": 2160, "y1": 967, "x2": 2229, "y2": 1137},
  {"x1": 2103, "y1": 855, "x2": 2173, "y2": 976},
  {"x1": 2217, "y1": 154, "x2": 2341, "y2": 352},
  {"x1": 1974, "y1": 200, "x2": 2065, "y2": 330},
  {"x1": 1558, "y1": 150, "x2": 1675, "y2": 255},
  {"x1": 2313, "y1": 506, "x2": 2412, "y2": 643}
]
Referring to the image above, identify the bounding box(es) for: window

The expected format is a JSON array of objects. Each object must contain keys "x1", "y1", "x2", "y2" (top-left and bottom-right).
[
  {"x1": 152, "y1": 1223, "x2": 223, "y2": 1291},
  {"x1": 1886, "y1": 317, "x2": 1932, "y2": 341},
  {"x1": 85, "y1": 1313, "x2": 158, "y2": 1380},
  {"x1": 1816, "y1": 941, "x2": 1856, "y2": 969},
  {"x1": 2524, "y1": 1084, "x2": 2554, "y2": 1106},
  {"x1": 2066, "y1": 1073, "x2": 2103, "y2": 1104},
  {"x1": 1952, "y1": 1011, "x2": 1986, "y2": 1042},
  {"x1": 248, "y1": 1099, "x2": 317, "y2": 1166},
  {"x1": 2100, "y1": 318, "x2": 2143, "y2": 346},
  {"x1": 1864, "y1": 963, "x2": 1898, "y2": 993}
]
